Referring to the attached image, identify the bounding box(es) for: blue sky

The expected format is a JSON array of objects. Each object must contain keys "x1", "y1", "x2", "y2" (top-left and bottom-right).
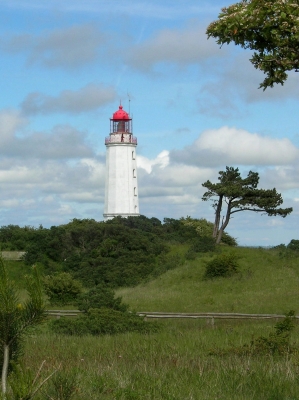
[{"x1": 0, "y1": 0, "x2": 298, "y2": 246}]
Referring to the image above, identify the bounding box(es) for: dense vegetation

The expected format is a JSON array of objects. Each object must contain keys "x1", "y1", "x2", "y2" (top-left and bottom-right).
[
  {"x1": 8, "y1": 243, "x2": 299, "y2": 400},
  {"x1": 0, "y1": 216, "x2": 236, "y2": 288},
  {"x1": 2, "y1": 224, "x2": 299, "y2": 399}
]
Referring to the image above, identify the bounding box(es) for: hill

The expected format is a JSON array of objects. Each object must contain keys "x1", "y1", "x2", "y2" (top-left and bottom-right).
[{"x1": 117, "y1": 246, "x2": 299, "y2": 315}]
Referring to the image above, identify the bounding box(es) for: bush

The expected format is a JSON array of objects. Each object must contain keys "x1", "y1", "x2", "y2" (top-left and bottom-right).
[
  {"x1": 287, "y1": 239, "x2": 299, "y2": 251},
  {"x1": 50, "y1": 308, "x2": 159, "y2": 336},
  {"x1": 273, "y1": 240, "x2": 299, "y2": 259},
  {"x1": 204, "y1": 252, "x2": 240, "y2": 279},
  {"x1": 76, "y1": 284, "x2": 128, "y2": 313},
  {"x1": 221, "y1": 233, "x2": 237, "y2": 246},
  {"x1": 210, "y1": 311, "x2": 296, "y2": 357},
  {"x1": 43, "y1": 273, "x2": 83, "y2": 305}
]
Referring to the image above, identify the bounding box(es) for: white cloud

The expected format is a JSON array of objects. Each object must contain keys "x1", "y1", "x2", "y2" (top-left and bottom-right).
[
  {"x1": 0, "y1": 110, "x2": 94, "y2": 159},
  {"x1": 127, "y1": 23, "x2": 223, "y2": 71},
  {"x1": 197, "y1": 53, "x2": 299, "y2": 116},
  {"x1": 171, "y1": 127, "x2": 299, "y2": 167},
  {"x1": 137, "y1": 150, "x2": 169, "y2": 173},
  {"x1": 21, "y1": 83, "x2": 117, "y2": 115},
  {"x1": 261, "y1": 166, "x2": 299, "y2": 191},
  {"x1": 0, "y1": 109, "x2": 27, "y2": 142},
  {"x1": 0, "y1": 24, "x2": 106, "y2": 69}
]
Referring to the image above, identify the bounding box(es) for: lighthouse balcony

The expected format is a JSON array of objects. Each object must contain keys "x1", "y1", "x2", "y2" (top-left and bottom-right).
[{"x1": 105, "y1": 135, "x2": 137, "y2": 145}]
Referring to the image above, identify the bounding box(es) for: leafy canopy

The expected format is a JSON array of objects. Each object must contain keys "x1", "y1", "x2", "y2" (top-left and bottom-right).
[
  {"x1": 206, "y1": 0, "x2": 299, "y2": 89},
  {"x1": 202, "y1": 167, "x2": 292, "y2": 243}
]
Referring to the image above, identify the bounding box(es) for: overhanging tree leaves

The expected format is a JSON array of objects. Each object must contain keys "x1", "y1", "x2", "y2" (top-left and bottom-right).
[
  {"x1": 202, "y1": 167, "x2": 292, "y2": 244},
  {"x1": 206, "y1": 0, "x2": 299, "y2": 89}
]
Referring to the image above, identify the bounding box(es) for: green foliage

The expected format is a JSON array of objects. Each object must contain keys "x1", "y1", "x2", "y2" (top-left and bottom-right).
[
  {"x1": 47, "y1": 369, "x2": 79, "y2": 400},
  {"x1": 272, "y1": 239, "x2": 299, "y2": 259},
  {"x1": 287, "y1": 239, "x2": 299, "y2": 251},
  {"x1": 1, "y1": 216, "x2": 237, "y2": 289},
  {"x1": 0, "y1": 260, "x2": 45, "y2": 396},
  {"x1": 190, "y1": 236, "x2": 216, "y2": 253},
  {"x1": 211, "y1": 312, "x2": 296, "y2": 357},
  {"x1": 149, "y1": 251, "x2": 185, "y2": 278},
  {"x1": 180, "y1": 217, "x2": 214, "y2": 237},
  {"x1": 0, "y1": 225, "x2": 39, "y2": 251},
  {"x1": 220, "y1": 234, "x2": 237, "y2": 247},
  {"x1": 274, "y1": 310, "x2": 295, "y2": 335},
  {"x1": 161, "y1": 218, "x2": 199, "y2": 243},
  {"x1": 50, "y1": 308, "x2": 159, "y2": 336},
  {"x1": 7, "y1": 362, "x2": 35, "y2": 400},
  {"x1": 204, "y1": 252, "x2": 240, "y2": 279},
  {"x1": 6, "y1": 361, "x2": 56, "y2": 400},
  {"x1": 25, "y1": 217, "x2": 169, "y2": 287},
  {"x1": 180, "y1": 217, "x2": 237, "y2": 246},
  {"x1": 43, "y1": 273, "x2": 83, "y2": 306},
  {"x1": 206, "y1": 0, "x2": 299, "y2": 89},
  {"x1": 76, "y1": 284, "x2": 128, "y2": 313},
  {"x1": 202, "y1": 167, "x2": 292, "y2": 244}
]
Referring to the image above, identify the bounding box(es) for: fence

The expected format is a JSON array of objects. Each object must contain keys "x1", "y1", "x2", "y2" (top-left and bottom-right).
[{"x1": 46, "y1": 310, "x2": 297, "y2": 323}]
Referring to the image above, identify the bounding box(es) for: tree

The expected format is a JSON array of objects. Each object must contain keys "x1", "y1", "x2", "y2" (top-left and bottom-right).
[
  {"x1": 202, "y1": 167, "x2": 292, "y2": 244},
  {"x1": 0, "y1": 260, "x2": 45, "y2": 396},
  {"x1": 180, "y1": 217, "x2": 237, "y2": 246},
  {"x1": 206, "y1": 0, "x2": 299, "y2": 89}
]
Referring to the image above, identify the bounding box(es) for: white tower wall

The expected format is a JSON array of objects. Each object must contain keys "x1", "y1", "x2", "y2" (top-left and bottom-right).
[{"x1": 104, "y1": 143, "x2": 139, "y2": 219}]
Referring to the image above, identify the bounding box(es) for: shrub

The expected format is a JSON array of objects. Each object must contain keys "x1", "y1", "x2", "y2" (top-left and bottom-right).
[
  {"x1": 76, "y1": 284, "x2": 128, "y2": 313},
  {"x1": 204, "y1": 252, "x2": 240, "y2": 279},
  {"x1": 287, "y1": 239, "x2": 299, "y2": 251},
  {"x1": 210, "y1": 311, "x2": 296, "y2": 357},
  {"x1": 221, "y1": 233, "x2": 237, "y2": 246},
  {"x1": 43, "y1": 273, "x2": 83, "y2": 305},
  {"x1": 273, "y1": 241, "x2": 299, "y2": 259},
  {"x1": 50, "y1": 308, "x2": 159, "y2": 336}
]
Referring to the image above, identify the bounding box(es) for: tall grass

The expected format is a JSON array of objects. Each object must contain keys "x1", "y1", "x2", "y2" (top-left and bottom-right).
[
  {"x1": 8, "y1": 246, "x2": 299, "y2": 399},
  {"x1": 24, "y1": 319, "x2": 299, "y2": 399},
  {"x1": 117, "y1": 247, "x2": 299, "y2": 314}
]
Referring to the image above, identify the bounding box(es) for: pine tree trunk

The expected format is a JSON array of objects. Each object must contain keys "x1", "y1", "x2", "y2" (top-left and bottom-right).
[
  {"x1": 216, "y1": 202, "x2": 231, "y2": 244},
  {"x1": 213, "y1": 195, "x2": 223, "y2": 239},
  {"x1": 1, "y1": 344, "x2": 9, "y2": 396}
]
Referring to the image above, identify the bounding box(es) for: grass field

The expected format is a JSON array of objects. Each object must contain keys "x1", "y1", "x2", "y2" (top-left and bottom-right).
[
  {"x1": 117, "y1": 246, "x2": 299, "y2": 314},
  {"x1": 6, "y1": 246, "x2": 299, "y2": 399},
  {"x1": 24, "y1": 319, "x2": 299, "y2": 399}
]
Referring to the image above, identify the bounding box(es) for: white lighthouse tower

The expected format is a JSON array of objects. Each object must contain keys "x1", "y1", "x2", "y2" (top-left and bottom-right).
[{"x1": 103, "y1": 105, "x2": 140, "y2": 220}]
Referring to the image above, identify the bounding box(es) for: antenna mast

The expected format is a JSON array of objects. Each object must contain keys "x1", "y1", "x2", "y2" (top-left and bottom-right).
[{"x1": 127, "y1": 91, "x2": 131, "y2": 116}]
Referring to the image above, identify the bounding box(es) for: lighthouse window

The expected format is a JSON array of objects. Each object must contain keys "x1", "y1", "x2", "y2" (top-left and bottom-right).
[
  {"x1": 132, "y1": 151, "x2": 135, "y2": 160},
  {"x1": 134, "y1": 187, "x2": 137, "y2": 196},
  {"x1": 133, "y1": 169, "x2": 136, "y2": 178}
]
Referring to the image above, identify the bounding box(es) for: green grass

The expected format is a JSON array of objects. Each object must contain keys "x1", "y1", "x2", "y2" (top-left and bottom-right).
[
  {"x1": 117, "y1": 247, "x2": 299, "y2": 314},
  {"x1": 6, "y1": 246, "x2": 299, "y2": 399},
  {"x1": 23, "y1": 319, "x2": 299, "y2": 399},
  {"x1": 5, "y1": 260, "x2": 33, "y2": 286}
]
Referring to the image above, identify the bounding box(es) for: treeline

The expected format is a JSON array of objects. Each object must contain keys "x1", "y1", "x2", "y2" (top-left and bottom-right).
[{"x1": 0, "y1": 216, "x2": 236, "y2": 287}]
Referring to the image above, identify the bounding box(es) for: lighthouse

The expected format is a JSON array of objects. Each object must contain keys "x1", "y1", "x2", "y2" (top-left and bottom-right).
[{"x1": 103, "y1": 105, "x2": 140, "y2": 220}]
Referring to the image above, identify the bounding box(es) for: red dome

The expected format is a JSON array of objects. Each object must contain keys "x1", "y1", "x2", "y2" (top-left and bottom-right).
[{"x1": 112, "y1": 105, "x2": 130, "y2": 120}]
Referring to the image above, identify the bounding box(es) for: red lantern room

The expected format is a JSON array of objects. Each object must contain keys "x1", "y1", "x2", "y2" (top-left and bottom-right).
[{"x1": 110, "y1": 105, "x2": 132, "y2": 134}]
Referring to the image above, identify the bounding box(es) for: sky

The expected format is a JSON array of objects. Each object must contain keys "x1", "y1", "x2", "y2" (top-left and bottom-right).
[{"x1": 0, "y1": 0, "x2": 298, "y2": 246}]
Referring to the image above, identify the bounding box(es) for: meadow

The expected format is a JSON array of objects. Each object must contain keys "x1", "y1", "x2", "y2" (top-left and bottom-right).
[{"x1": 13, "y1": 245, "x2": 299, "y2": 399}]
